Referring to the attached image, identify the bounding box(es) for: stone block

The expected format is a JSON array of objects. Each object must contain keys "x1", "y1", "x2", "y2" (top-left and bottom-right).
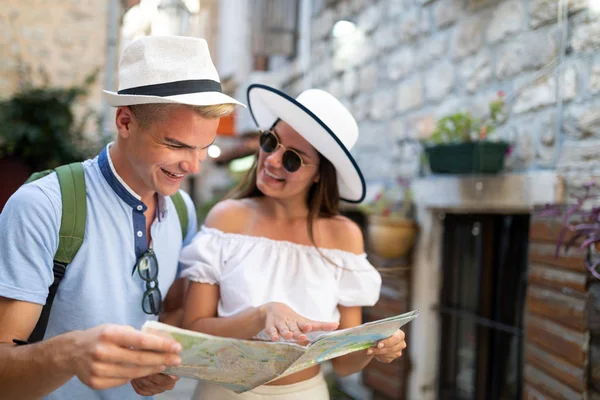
[
  {"x1": 357, "y1": 3, "x2": 381, "y2": 34},
  {"x1": 359, "y1": 62, "x2": 378, "y2": 92},
  {"x1": 505, "y1": 123, "x2": 535, "y2": 169},
  {"x1": 356, "y1": 121, "x2": 387, "y2": 150},
  {"x1": 416, "y1": 34, "x2": 448, "y2": 67},
  {"x1": 370, "y1": 89, "x2": 396, "y2": 121},
  {"x1": 486, "y1": 0, "x2": 525, "y2": 43},
  {"x1": 342, "y1": 69, "x2": 358, "y2": 97},
  {"x1": 388, "y1": 0, "x2": 410, "y2": 18},
  {"x1": 353, "y1": 94, "x2": 372, "y2": 121},
  {"x1": 557, "y1": 139, "x2": 600, "y2": 171},
  {"x1": 434, "y1": 97, "x2": 467, "y2": 119},
  {"x1": 433, "y1": 0, "x2": 465, "y2": 28},
  {"x1": 374, "y1": 23, "x2": 398, "y2": 53},
  {"x1": 350, "y1": 0, "x2": 367, "y2": 14},
  {"x1": 334, "y1": 0, "x2": 352, "y2": 21},
  {"x1": 387, "y1": 47, "x2": 415, "y2": 81},
  {"x1": 592, "y1": 56, "x2": 600, "y2": 93},
  {"x1": 396, "y1": 77, "x2": 424, "y2": 113},
  {"x1": 396, "y1": 9, "x2": 426, "y2": 43},
  {"x1": 451, "y1": 14, "x2": 488, "y2": 59},
  {"x1": 310, "y1": 40, "x2": 329, "y2": 62},
  {"x1": 312, "y1": 8, "x2": 334, "y2": 41},
  {"x1": 530, "y1": 0, "x2": 588, "y2": 29},
  {"x1": 532, "y1": 112, "x2": 557, "y2": 167},
  {"x1": 390, "y1": 117, "x2": 407, "y2": 140},
  {"x1": 406, "y1": 113, "x2": 436, "y2": 140},
  {"x1": 425, "y1": 60, "x2": 455, "y2": 101},
  {"x1": 311, "y1": 59, "x2": 334, "y2": 87},
  {"x1": 571, "y1": 17, "x2": 600, "y2": 54},
  {"x1": 460, "y1": 52, "x2": 491, "y2": 93},
  {"x1": 326, "y1": 78, "x2": 343, "y2": 100},
  {"x1": 495, "y1": 28, "x2": 558, "y2": 80},
  {"x1": 563, "y1": 101, "x2": 600, "y2": 139},
  {"x1": 513, "y1": 66, "x2": 577, "y2": 114},
  {"x1": 311, "y1": 0, "x2": 326, "y2": 16}
]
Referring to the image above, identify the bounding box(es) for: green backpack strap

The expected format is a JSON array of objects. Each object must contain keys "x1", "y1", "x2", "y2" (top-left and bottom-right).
[
  {"x1": 27, "y1": 162, "x2": 87, "y2": 343},
  {"x1": 170, "y1": 191, "x2": 189, "y2": 239},
  {"x1": 25, "y1": 169, "x2": 55, "y2": 184},
  {"x1": 53, "y1": 163, "x2": 87, "y2": 264}
]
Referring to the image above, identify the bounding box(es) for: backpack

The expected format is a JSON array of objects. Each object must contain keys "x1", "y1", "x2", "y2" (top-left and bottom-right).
[{"x1": 24, "y1": 162, "x2": 189, "y2": 343}]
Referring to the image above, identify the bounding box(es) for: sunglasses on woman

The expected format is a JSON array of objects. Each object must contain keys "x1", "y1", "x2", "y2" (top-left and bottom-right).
[{"x1": 259, "y1": 130, "x2": 314, "y2": 173}]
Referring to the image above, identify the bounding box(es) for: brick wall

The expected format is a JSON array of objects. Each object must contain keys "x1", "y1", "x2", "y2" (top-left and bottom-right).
[{"x1": 524, "y1": 217, "x2": 589, "y2": 399}]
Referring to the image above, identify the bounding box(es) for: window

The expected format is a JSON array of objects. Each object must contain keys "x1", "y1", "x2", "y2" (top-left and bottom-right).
[
  {"x1": 438, "y1": 214, "x2": 530, "y2": 400},
  {"x1": 251, "y1": 0, "x2": 300, "y2": 62}
]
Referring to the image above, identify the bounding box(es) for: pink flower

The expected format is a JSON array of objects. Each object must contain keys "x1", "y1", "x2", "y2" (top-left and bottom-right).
[
  {"x1": 396, "y1": 177, "x2": 410, "y2": 188},
  {"x1": 479, "y1": 126, "x2": 487, "y2": 139},
  {"x1": 498, "y1": 90, "x2": 505, "y2": 98}
]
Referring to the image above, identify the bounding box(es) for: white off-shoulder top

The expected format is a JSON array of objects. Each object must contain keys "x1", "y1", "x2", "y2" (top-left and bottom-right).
[{"x1": 179, "y1": 226, "x2": 382, "y2": 324}]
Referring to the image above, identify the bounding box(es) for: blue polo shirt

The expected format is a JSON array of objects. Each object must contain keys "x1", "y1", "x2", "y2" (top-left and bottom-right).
[{"x1": 0, "y1": 145, "x2": 197, "y2": 400}]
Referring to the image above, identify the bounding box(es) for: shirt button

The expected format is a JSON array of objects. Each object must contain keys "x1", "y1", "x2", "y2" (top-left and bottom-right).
[
  {"x1": 137, "y1": 205, "x2": 143, "y2": 211},
  {"x1": 137, "y1": 231, "x2": 143, "y2": 237}
]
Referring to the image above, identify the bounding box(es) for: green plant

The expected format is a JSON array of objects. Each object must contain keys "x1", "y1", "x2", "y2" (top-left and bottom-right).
[
  {"x1": 539, "y1": 183, "x2": 600, "y2": 279},
  {"x1": 359, "y1": 177, "x2": 415, "y2": 220},
  {"x1": 427, "y1": 91, "x2": 506, "y2": 145},
  {"x1": 0, "y1": 64, "x2": 102, "y2": 171}
]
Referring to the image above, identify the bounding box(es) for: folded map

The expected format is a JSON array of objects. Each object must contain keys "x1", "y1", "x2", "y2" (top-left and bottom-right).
[{"x1": 141, "y1": 309, "x2": 419, "y2": 393}]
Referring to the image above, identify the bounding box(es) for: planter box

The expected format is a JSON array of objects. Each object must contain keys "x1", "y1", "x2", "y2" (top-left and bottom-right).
[{"x1": 424, "y1": 141, "x2": 509, "y2": 174}]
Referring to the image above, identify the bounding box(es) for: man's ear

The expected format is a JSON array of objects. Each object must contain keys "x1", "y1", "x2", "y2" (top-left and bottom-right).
[{"x1": 115, "y1": 106, "x2": 135, "y2": 139}]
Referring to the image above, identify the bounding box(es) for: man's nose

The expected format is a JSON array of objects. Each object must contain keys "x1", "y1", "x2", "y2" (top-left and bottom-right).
[{"x1": 180, "y1": 149, "x2": 205, "y2": 174}]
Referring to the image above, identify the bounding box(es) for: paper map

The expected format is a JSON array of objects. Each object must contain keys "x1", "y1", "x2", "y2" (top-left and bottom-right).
[{"x1": 141, "y1": 309, "x2": 419, "y2": 393}]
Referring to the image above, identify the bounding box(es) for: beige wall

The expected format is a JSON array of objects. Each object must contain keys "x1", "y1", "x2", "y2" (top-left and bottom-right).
[{"x1": 0, "y1": 0, "x2": 111, "y2": 129}]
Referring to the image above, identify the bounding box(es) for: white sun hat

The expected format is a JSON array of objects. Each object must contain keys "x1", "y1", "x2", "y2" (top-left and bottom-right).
[
  {"x1": 103, "y1": 35, "x2": 245, "y2": 108},
  {"x1": 247, "y1": 84, "x2": 366, "y2": 203}
]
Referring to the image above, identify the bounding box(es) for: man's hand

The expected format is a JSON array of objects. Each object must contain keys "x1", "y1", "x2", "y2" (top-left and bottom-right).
[
  {"x1": 131, "y1": 373, "x2": 179, "y2": 396},
  {"x1": 367, "y1": 329, "x2": 407, "y2": 363},
  {"x1": 67, "y1": 324, "x2": 182, "y2": 390},
  {"x1": 260, "y1": 302, "x2": 339, "y2": 342}
]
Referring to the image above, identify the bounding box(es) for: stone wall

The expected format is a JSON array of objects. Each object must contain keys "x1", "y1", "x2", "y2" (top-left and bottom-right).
[
  {"x1": 272, "y1": 0, "x2": 600, "y2": 185},
  {"x1": 261, "y1": 0, "x2": 600, "y2": 398},
  {"x1": 0, "y1": 0, "x2": 112, "y2": 133}
]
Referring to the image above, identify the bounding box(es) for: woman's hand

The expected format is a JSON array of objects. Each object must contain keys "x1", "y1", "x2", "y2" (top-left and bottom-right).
[
  {"x1": 130, "y1": 374, "x2": 179, "y2": 396},
  {"x1": 367, "y1": 329, "x2": 407, "y2": 363},
  {"x1": 259, "y1": 302, "x2": 339, "y2": 342}
]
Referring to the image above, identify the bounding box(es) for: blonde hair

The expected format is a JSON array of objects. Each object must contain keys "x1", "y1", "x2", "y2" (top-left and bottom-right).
[{"x1": 129, "y1": 103, "x2": 236, "y2": 128}]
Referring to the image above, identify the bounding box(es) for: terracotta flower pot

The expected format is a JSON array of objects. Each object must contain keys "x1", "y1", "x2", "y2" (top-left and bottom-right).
[{"x1": 367, "y1": 215, "x2": 418, "y2": 259}]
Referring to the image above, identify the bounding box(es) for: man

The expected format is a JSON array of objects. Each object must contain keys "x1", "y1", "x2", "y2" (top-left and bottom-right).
[{"x1": 0, "y1": 35, "x2": 243, "y2": 399}]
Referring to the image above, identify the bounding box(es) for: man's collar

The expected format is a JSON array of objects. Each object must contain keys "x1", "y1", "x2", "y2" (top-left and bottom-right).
[{"x1": 98, "y1": 143, "x2": 169, "y2": 218}]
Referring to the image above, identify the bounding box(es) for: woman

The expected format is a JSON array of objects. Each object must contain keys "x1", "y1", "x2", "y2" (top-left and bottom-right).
[{"x1": 179, "y1": 84, "x2": 407, "y2": 399}]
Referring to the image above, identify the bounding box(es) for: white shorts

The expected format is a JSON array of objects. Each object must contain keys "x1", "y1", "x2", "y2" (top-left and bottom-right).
[{"x1": 192, "y1": 372, "x2": 330, "y2": 400}]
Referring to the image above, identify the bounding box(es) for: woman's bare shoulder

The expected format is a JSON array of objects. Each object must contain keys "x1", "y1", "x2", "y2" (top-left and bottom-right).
[
  {"x1": 204, "y1": 198, "x2": 259, "y2": 233},
  {"x1": 321, "y1": 215, "x2": 365, "y2": 254}
]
